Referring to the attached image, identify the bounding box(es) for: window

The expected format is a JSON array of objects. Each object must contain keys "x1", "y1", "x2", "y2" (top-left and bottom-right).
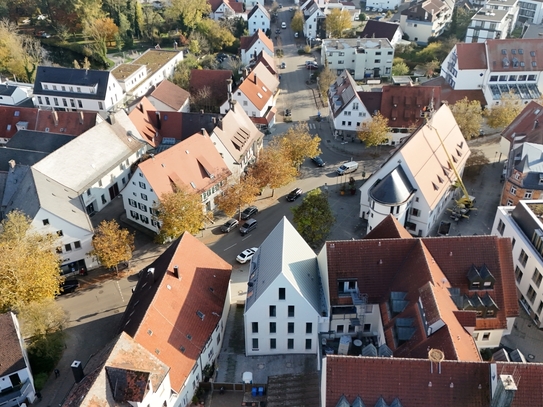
[
  {"x1": 519, "y1": 75, "x2": 527, "y2": 81},
  {"x1": 63, "y1": 99, "x2": 67, "y2": 107},
  {"x1": 305, "y1": 339, "x2": 312, "y2": 350},
  {"x1": 537, "y1": 301, "x2": 543, "y2": 315},
  {"x1": 252, "y1": 322, "x2": 258, "y2": 333},
  {"x1": 140, "y1": 215, "x2": 149, "y2": 224},
  {"x1": 306, "y1": 322, "x2": 312, "y2": 334},
  {"x1": 141, "y1": 193, "x2": 148, "y2": 201},
  {"x1": 528, "y1": 75, "x2": 536, "y2": 81},
  {"x1": 527, "y1": 285, "x2": 537, "y2": 303},
  {"x1": 288, "y1": 322, "x2": 294, "y2": 334},
  {"x1": 489, "y1": 75, "x2": 498, "y2": 82},
  {"x1": 411, "y1": 208, "x2": 421, "y2": 217},
  {"x1": 531, "y1": 51, "x2": 536, "y2": 57},
  {"x1": 337, "y1": 324, "x2": 344, "y2": 333},
  {"x1": 252, "y1": 338, "x2": 259, "y2": 349},
  {"x1": 374, "y1": 59, "x2": 381, "y2": 63},
  {"x1": 270, "y1": 338, "x2": 276, "y2": 349},
  {"x1": 525, "y1": 190, "x2": 533, "y2": 199},
  {"x1": 38, "y1": 96, "x2": 43, "y2": 104},
  {"x1": 519, "y1": 249, "x2": 529, "y2": 267},
  {"x1": 269, "y1": 305, "x2": 276, "y2": 317},
  {"x1": 515, "y1": 266, "x2": 524, "y2": 283},
  {"x1": 43, "y1": 219, "x2": 50, "y2": 226},
  {"x1": 128, "y1": 199, "x2": 137, "y2": 207},
  {"x1": 510, "y1": 186, "x2": 517, "y2": 194},
  {"x1": 130, "y1": 210, "x2": 139, "y2": 220},
  {"x1": 482, "y1": 332, "x2": 490, "y2": 341},
  {"x1": 53, "y1": 98, "x2": 59, "y2": 106},
  {"x1": 499, "y1": 75, "x2": 507, "y2": 81},
  {"x1": 45, "y1": 97, "x2": 50, "y2": 105},
  {"x1": 506, "y1": 199, "x2": 514, "y2": 206},
  {"x1": 138, "y1": 203, "x2": 147, "y2": 212},
  {"x1": 74, "y1": 241, "x2": 81, "y2": 249},
  {"x1": 77, "y1": 87, "x2": 81, "y2": 92},
  {"x1": 348, "y1": 325, "x2": 355, "y2": 333},
  {"x1": 270, "y1": 322, "x2": 276, "y2": 333},
  {"x1": 532, "y1": 268, "x2": 542, "y2": 288},
  {"x1": 78, "y1": 100, "x2": 82, "y2": 108},
  {"x1": 287, "y1": 339, "x2": 294, "y2": 349},
  {"x1": 363, "y1": 323, "x2": 371, "y2": 332},
  {"x1": 57, "y1": 230, "x2": 64, "y2": 237},
  {"x1": 497, "y1": 219, "x2": 505, "y2": 235},
  {"x1": 288, "y1": 305, "x2": 295, "y2": 317},
  {"x1": 70, "y1": 99, "x2": 75, "y2": 108},
  {"x1": 279, "y1": 287, "x2": 285, "y2": 300},
  {"x1": 509, "y1": 75, "x2": 517, "y2": 81},
  {"x1": 65, "y1": 243, "x2": 72, "y2": 252},
  {"x1": 98, "y1": 101, "x2": 103, "y2": 110}
]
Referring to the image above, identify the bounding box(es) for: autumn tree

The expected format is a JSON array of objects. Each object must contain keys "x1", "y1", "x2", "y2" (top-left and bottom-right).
[
  {"x1": 84, "y1": 17, "x2": 119, "y2": 64},
  {"x1": 357, "y1": 112, "x2": 390, "y2": 146},
  {"x1": 318, "y1": 64, "x2": 337, "y2": 103},
  {"x1": 485, "y1": 92, "x2": 523, "y2": 130},
  {"x1": 250, "y1": 146, "x2": 297, "y2": 197},
  {"x1": 172, "y1": 54, "x2": 200, "y2": 89},
  {"x1": 198, "y1": 18, "x2": 235, "y2": 52},
  {"x1": 16, "y1": 299, "x2": 68, "y2": 341},
  {"x1": 166, "y1": 0, "x2": 211, "y2": 34},
  {"x1": 274, "y1": 122, "x2": 321, "y2": 169},
  {"x1": 292, "y1": 188, "x2": 335, "y2": 246},
  {"x1": 291, "y1": 10, "x2": 304, "y2": 33},
  {"x1": 155, "y1": 188, "x2": 205, "y2": 243},
  {"x1": 215, "y1": 175, "x2": 260, "y2": 219},
  {"x1": 450, "y1": 97, "x2": 483, "y2": 140},
  {"x1": 90, "y1": 220, "x2": 135, "y2": 273},
  {"x1": 0, "y1": 211, "x2": 62, "y2": 312},
  {"x1": 392, "y1": 57, "x2": 409, "y2": 76},
  {"x1": 326, "y1": 9, "x2": 352, "y2": 38},
  {"x1": 0, "y1": 20, "x2": 43, "y2": 82}
]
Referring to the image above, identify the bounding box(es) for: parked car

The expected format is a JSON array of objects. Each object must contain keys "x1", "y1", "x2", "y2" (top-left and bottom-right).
[
  {"x1": 306, "y1": 61, "x2": 318, "y2": 70},
  {"x1": 284, "y1": 108, "x2": 292, "y2": 117},
  {"x1": 337, "y1": 161, "x2": 359, "y2": 175},
  {"x1": 280, "y1": 62, "x2": 286, "y2": 69},
  {"x1": 278, "y1": 3, "x2": 283, "y2": 7},
  {"x1": 311, "y1": 156, "x2": 326, "y2": 167},
  {"x1": 294, "y1": 32, "x2": 299, "y2": 38},
  {"x1": 240, "y1": 219, "x2": 258, "y2": 235},
  {"x1": 275, "y1": 28, "x2": 281, "y2": 34},
  {"x1": 287, "y1": 188, "x2": 303, "y2": 201},
  {"x1": 59, "y1": 279, "x2": 80, "y2": 295},
  {"x1": 281, "y1": 22, "x2": 287, "y2": 28},
  {"x1": 236, "y1": 247, "x2": 258, "y2": 264},
  {"x1": 221, "y1": 218, "x2": 239, "y2": 233},
  {"x1": 241, "y1": 205, "x2": 258, "y2": 220}
]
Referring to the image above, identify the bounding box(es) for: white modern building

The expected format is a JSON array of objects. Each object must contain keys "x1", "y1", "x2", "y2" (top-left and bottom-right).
[
  {"x1": 399, "y1": 0, "x2": 453, "y2": 44},
  {"x1": 301, "y1": 0, "x2": 325, "y2": 40},
  {"x1": 465, "y1": 0, "x2": 519, "y2": 44},
  {"x1": 239, "y1": 30, "x2": 274, "y2": 66},
  {"x1": 248, "y1": 4, "x2": 270, "y2": 35},
  {"x1": 518, "y1": 0, "x2": 543, "y2": 24}
]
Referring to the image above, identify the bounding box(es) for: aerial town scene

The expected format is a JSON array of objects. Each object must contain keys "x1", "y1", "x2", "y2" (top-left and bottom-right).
[{"x1": 0, "y1": 0, "x2": 543, "y2": 405}]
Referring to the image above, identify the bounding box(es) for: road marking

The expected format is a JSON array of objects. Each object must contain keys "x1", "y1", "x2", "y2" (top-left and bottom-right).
[
  {"x1": 242, "y1": 235, "x2": 252, "y2": 241},
  {"x1": 224, "y1": 243, "x2": 237, "y2": 251},
  {"x1": 308, "y1": 123, "x2": 316, "y2": 130}
]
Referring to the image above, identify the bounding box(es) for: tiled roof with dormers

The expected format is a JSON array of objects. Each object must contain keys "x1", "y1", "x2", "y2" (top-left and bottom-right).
[
  {"x1": 238, "y1": 62, "x2": 279, "y2": 111},
  {"x1": 239, "y1": 29, "x2": 274, "y2": 55},
  {"x1": 128, "y1": 97, "x2": 162, "y2": 147},
  {"x1": 329, "y1": 70, "x2": 360, "y2": 119},
  {"x1": 501, "y1": 100, "x2": 543, "y2": 145},
  {"x1": 486, "y1": 38, "x2": 543, "y2": 73}
]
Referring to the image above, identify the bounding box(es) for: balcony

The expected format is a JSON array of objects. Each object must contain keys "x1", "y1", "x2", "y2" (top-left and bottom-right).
[{"x1": 0, "y1": 380, "x2": 33, "y2": 407}]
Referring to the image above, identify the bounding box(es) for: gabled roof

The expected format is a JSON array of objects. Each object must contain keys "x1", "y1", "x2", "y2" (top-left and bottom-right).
[
  {"x1": 248, "y1": 3, "x2": 270, "y2": 19},
  {"x1": 113, "y1": 49, "x2": 183, "y2": 81},
  {"x1": 486, "y1": 38, "x2": 543, "y2": 73},
  {"x1": 360, "y1": 20, "x2": 402, "y2": 42},
  {"x1": 138, "y1": 130, "x2": 230, "y2": 199},
  {"x1": 120, "y1": 233, "x2": 232, "y2": 391},
  {"x1": 6, "y1": 130, "x2": 75, "y2": 153},
  {"x1": 33, "y1": 66, "x2": 112, "y2": 100},
  {"x1": 189, "y1": 69, "x2": 232, "y2": 108},
  {"x1": 401, "y1": 0, "x2": 449, "y2": 21},
  {"x1": 32, "y1": 110, "x2": 146, "y2": 194},
  {"x1": 421, "y1": 76, "x2": 487, "y2": 106},
  {"x1": 358, "y1": 91, "x2": 382, "y2": 116},
  {"x1": 246, "y1": 217, "x2": 322, "y2": 314},
  {"x1": 501, "y1": 101, "x2": 543, "y2": 145},
  {"x1": 0, "y1": 313, "x2": 26, "y2": 377},
  {"x1": 455, "y1": 43, "x2": 488, "y2": 70},
  {"x1": 0, "y1": 84, "x2": 18, "y2": 97},
  {"x1": 148, "y1": 80, "x2": 190, "y2": 111},
  {"x1": 238, "y1": 62, "x2": 279, "y2": 110},
  {"x1": 128, "y1": 97, "x2": 162, "y2": 147},
  {"x1": 239, "y1": 29, "x2": 274, "y2": 54},
  {"x1": 254, "y1": 51, "x2": 278, "y2": 75},
  {"x1": 302, "y1": 0, "x2": 320, "y2": 18},
  {"x1": 364, "y1": 215, "x2": 414, "y2": 239},
  {"x1": 329, "y1": 71, "x2": 361, "y2": 118}
]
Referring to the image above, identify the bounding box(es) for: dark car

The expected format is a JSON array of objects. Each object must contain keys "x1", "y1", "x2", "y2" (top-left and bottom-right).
[
  {"x1": 59, "y1": 279, "x2": 80, "y2": 295},
  {"x1": 240, "y1": 219, "x2": 258, "y2": 235},
  {"x1": 287, "y1": 188, "x2": 303, "y2": 201},
  {"x1": 241, "y1": 206, "x2": 259, "y2": 220},
  {"x1": 306, "y1": 63, "x2": 318, "y2": 70},
  {"x1": 285, "y1": 108, "x2": 292, "y2": 117},
  {"x1": 311, "y1": 156, "x2": 325, "y2": 167},
  {"x1": 221, "y1": 218, "x2": 239, "y2": 233},
  {"x1": 275, "y1": 28, "x2": 281, "y2": 34}
]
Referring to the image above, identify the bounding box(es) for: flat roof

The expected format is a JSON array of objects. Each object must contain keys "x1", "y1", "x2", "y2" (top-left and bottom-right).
[{"x1": 111, "y1": 63, "x2": 144, "y2": 80}]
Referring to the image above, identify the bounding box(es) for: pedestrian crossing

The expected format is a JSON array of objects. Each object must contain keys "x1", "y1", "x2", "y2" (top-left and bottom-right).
[{"x1": 308, "y1": 123, "x2": 317, "y2": 130}]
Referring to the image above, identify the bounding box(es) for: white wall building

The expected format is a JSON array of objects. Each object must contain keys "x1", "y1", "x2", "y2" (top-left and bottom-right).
[
  {"x1": 301, "y1": 0, "x2": 325, "y2": 40},
  {"x1": 518, "y1": 0, "x2": 543, "y2": 24},
  {"x1": 248, "y1": 4, "x2": 270, "y2": 35},
  {"x1": 466, "y1": 9, "x2": 512, "y2": 43},
  {"x1": 239, "y1": 30, "x2": 274, "y2": 66},
  {"x1": 399, "y1": 0, "x2": 453, "y2": 44}
]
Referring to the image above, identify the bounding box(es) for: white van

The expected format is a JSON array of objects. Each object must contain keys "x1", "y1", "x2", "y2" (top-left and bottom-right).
[{"x1": 337, "y1": 161, "x2": 359, "y2": 175}]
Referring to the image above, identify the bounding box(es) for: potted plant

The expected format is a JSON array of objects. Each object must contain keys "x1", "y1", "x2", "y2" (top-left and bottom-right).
[{"x1": 340, "y1": 184, "x2": 346, "y2": 195}]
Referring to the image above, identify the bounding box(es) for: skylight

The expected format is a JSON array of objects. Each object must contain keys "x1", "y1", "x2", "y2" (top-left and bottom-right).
[{"x1": 257, "y1": 92, "x2": 263, "y2": 98}]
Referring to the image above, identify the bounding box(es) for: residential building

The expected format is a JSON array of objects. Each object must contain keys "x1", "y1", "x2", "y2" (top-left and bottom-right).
[
  {"x1": 122, "y1": 130, "x2": 231, "y2": 233},
  {"x1": 220, "y1": 63, "x2": 279, "y2": 129},
  {"x1": 147, "y1": 80, "x2": 190, "y2": 112},
  {"x1": 209, "y1": 0, "x2": 245, "y2": 20},
  {"x1": 210, "y1": 100, "x2": 264, "y2": 180},
  {"x1": 0, "y1": 312, "x2": 37, "y2": 407},
  {"x1": 320, "y1": 38, "x2": 394, "y2": 80},
  {"x1": 501, "y1": 143, "x2": 543, "y2": 206},
  {"x1": 189, "y1": 69, "x2": 233, "y2": 113},
  {"x1": 500, "y1": 99, "x2": 543, "y2": 160},
  {"x1": 518, "y1": 0, "x2": 543, "y2": 24},
  {"x1": 399, "y1": 0, "x2": 453, "y2": 44},
  {"x1": 492, "y1": 200, "x2": 543, "y2": 327},
  {"x1": 33, "y1": 66, "x2": 124, "y2": 113},
  {"x1": 319, "y1": 215, "x2": 518, "y2": 355},
  {"x1": 365, "y1": 0, "x2": 401, "y2": 11},
  {"x1": 0, "y1": 82, "x2": 30, "y2": 106},
  {"x1": 111, "y1": 49, "x2": 184, "y2": 98},
  {"x1": 244, "y1": 217, "x2": 326, "y2": 356},
  {"x1": 359, "y1": 104, "x2": 471, "y2": 237},
  {"x1": 422, "y1": 77, "x2": 487, "y2": 107},
  {"x1": 32, "y1": 110, "x2": 148, "y2": 216},
  {"x1": 323, "y1": 356, "x2": 543, "y2": 407},
  {"x1": 466, "y1": 9, "x2": 513, "y2": 43},
  {"x1": 359, "y1": 20, "x2": 405, "y2": 48},
  {"x1": 440, "y1": 39, "x2": 543, "y2": 106},
  {"x1": 301, "y1": 0, "x2": 325, "y2": 40},
  {"x1": 239, "y1": 30, "x2": 274, "y2": 66},
  {"x1": 248, "y1": 4, "x2": 270, "y2": 34}
]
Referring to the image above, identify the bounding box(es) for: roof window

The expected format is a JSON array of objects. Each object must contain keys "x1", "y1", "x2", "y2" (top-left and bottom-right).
[
  {"x1": 501, "y1": 49, "x2": 507, "y2": 55},
  {"x1": 530, "y1": 51, "x2": 536, "y2": 57},
  {"x1": 511, "y1": 49, "x2": 516, "y2": 55},
  {"x1": 518, "y1": 49, "x2": 523, "y2": 54}
]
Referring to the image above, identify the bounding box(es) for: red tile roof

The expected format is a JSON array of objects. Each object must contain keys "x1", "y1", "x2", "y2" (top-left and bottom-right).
[
  {"x1": 421, "y1": 76, "x2": 487, "y2": 106},
  {"x1": 456, "y1": 43, "x2": 488, "y2": 70},
  {"x1": 189, "y1": 69, "x2": 232, "y2": 108},
  {"x1": 128, "y1": 97, "x2": 162, "y2": 147},
  {"x1": 364, "y1": 214, "x2": 413, "y2": 239},
  {"x1": 486, "y1": 38, "x2": 543, "y2": 73},
  {"x1": 149, "y1": 79, "x2": 190, "y2": 111},
  {"x1": 501, "y1": 100, "x2": 543, "y2": 145},
  {"x1": 238, "y1": 63, "x2": 279, "y2": 111},
  {"x1": 121, "y1": 233, "x2": 232, "y2": 392},
  {"x1": 240, "y1": 30, "x2": 274, "y2": 55},
  {"x1": 0, "y1": 313, "x2": 26, "y2": 377}
]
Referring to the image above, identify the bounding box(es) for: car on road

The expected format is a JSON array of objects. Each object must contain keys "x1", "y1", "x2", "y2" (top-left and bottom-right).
[
  {"x1": 365, "y1": 7, "x2": 370, "y2": 11},
  {"x1": 240, "y1": 219, "x2": 258, "y2": 235},
  {"x1": 306, "y1": 62, "x2": 318, "y2": 70},
  {"x1": 287, "y1": 188, "x2": 303, "y2": 201},
  {"x1": 290, "y1": 7, "x2": 294, "y2": 11},
  {"x1": 241, "y1": 205, "x2": 258, "y2": 220},
  {"x1": 275, "y1": 28, "x2": 281, "y2": 34},
  {"x1": 294, "y1": 32, "x2": 299, "y2": 38},
  {"x1": 236, "y1": 247, "x2": 258, "y2": 263},
  {"x1": 59, "y1": 279, "x2": 80, "y2": 295},
  {"x1": 221, "y1": 218, "x2": 239, "y2": 233},
  {"x1": 281, "y1": 22, "x2": 287, "y2": 28},
  {"x1": 280, "y1": 62, "x2": 286, "y2": 69},
  {"x1": 284, "y1": 108, "x2": 292, "y2": 116},
  {"x1": 311, "y1": 156, "x2": 326, "y2": 167}
]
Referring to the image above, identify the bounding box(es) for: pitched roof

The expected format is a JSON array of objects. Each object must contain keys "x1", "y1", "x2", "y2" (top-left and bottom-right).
[
  {"x1": 189, "y1": 69, "x2": 232, "y2": 107},
  {"x1": 0, "y1": 312, "x2": 26, "y2": 377},
  {"x1": 486, "y1": 38, "x2": 543, "y2": 72},
  {"x1": 248, "y1": 3, "x2": 270, "y2": 19},
  {"x1": 149, "y1": 80, "x2": 190, "y2": 111},
  {"x1": 128, "y1": 97, "x2": 162, "y2": 147},
  {"x1": 456, "y1": 43, "x2": 488, "y2": 70},
  {"x1": 33, "y1": 66, "x2": 112, "y2": 100},
  {"x1": 238, "y1": 62, "x2": 279, "y2": 110},
  {"x1": 113, "y1": 49, "x2": 183, "y2": 81},
  {"x1": 358, "y1": 91, "x2": 382, "y2": 115},
  {"x1": 239, "y1": 29, "x2": 274, "y2": 54},
  {"x1": 329, "y1": 71, "x2": 360, "y2": 118},
  {"x1": 246, "y1": 217, "x2": 322, "y2": 314},
  {"x1": 501, "y1": 100, "x2": 543, "y2": 145},
  {"x1": 138, "y1": 131, "x2": 230, "y2": 199},
  {"x1": 421, "y1": 76, "x2": 487, "y2": 105},
  {"x1": 6, "y1": 130, "x2": 75, "y2": 153},
  {"x1": 255, "y1": 51, "x2": 278, "y2": 75},
  {"x1": 364, "y1": 214, "x2": 413, "y2": 239},
  {"x1": 120, "y1": 233, "x2": 232, "y2": 391},
  {"x1": 360, "y1": 20, "x2": 402, "y2": 42},
  {"x1": 32, "y1": 110, "x2": 146, "y2": 193}
]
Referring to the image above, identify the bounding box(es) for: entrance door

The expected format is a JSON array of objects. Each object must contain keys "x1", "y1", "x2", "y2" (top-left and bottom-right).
[
  {"x1": 86, "y1": 201, "x2": 95, "y2": 215},
  {"x1": 9, "y1": 373, "x2": 21, "y2": 387},
  {"x1": 108, "y1": 182, "x2": 120, "y2": 200}
]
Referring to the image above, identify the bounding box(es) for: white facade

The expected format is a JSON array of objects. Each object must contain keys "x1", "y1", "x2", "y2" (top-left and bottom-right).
[
  {"x1": 301, "y1": 0, "x2": 325, "y2": 40},
  {"x1": 122, "y1": 168, "x2": 161, "y2": 234},
  {"x1": 399, "y1": 1, "x2": 452, "y2": 44},
  {"x1": 519, "y1": 0, "x2": 543, "y2": 24},
  {"x1": 0, "y1": 86, "x2": 29, "y2": 106},
  {"x1": 321, "y1": 38, "x2": 394, "y2": 80},
  {"x1": 465, "y1": 9, "x2": 511, "y2": 43},
  {"x1": 248, "y1": 5, "x2": 270, "y2": 34},
  {"x1": 440, "y1": 45, "x2": 487, "y2": 90},
  {"x1": 365, "y1": 0, "x2": 401, "y2": 10},
  {"x1": 240, "y1": 32, "x2": 274, "y2": 65},
  {"x1": 331, "y1": 97, "x2": 371, "y2": 134},
  {"x1": 243, "y1": 0, "x2": 264, "y2": 8}
]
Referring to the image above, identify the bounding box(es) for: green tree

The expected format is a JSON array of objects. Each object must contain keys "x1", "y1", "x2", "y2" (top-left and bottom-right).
[
  {"x1": 250, "y1": 146, "x2": 297, "y2": 197},
  {"x1": 0, "y1": 211, "x2": 61, "y2": 312},
  {"x1": 485, "y1": 92, "x2": 523, "y2": 130},
  {"x1": 450, "y1": 97, "x2": 483, "y2": 140},
  {"x1": 133, "y1": 0, "x2": 144, "y2": 38},
  {"x1": 392, "y1": 57, "x2": 409, "y2": 76},
  {"x1": 172, "y1": 54, "x2": 201, "y2": 89},
  {"x1": 292, "y1": 189, "x2": 335, "y2": 246},
  {"x1": 166, "y1": 0, "x2": 211, "y2": 34},
  {"x1": 84, "y1": 17, "x2": 119, "y2": 64},
  {"x1": 326, "y1": 9, "x2": 352, "y2": 38},
  {"x1": 318, "y1": 64, "x2": 337, "y2": 103},
  {"x1": 215, "y1": 175, "x2": 260, "y2": 219},
  {"x1": 197, "y1": 18, "x2": 235, "y2": 52},
  {"x1": 274, "y1": 122, "x2": 321, "y2": 169},
  {"x1": 357, "y1": 112, "x2": 390, "y2": 146},
  {"x1": 90, "y1": 220, "x2": 135, "y2": 273},
  {"x1": 291, "y1": 10, "x2": 304, "y2": 33},
  {"x1": 155, "y1": 188, "x2": 205, "y2": 243},
  {"x1": 0, "y1": 20, "x2": 43, "y2": 82}
]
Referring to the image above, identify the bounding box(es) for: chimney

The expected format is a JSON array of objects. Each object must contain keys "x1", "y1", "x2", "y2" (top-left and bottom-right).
[
  {"x1": 535, "y1": 119, "x2": 539, "y2": 130},
  {"x1": 218, "y1": 117, "x2": 223, "y2": 130},
  {"x1": 336, "y1": 40, "x2": 339, "y2": 49},
  {"x1": 8, "y1": 159, "x2": 15, "y2": 171},
  {"x1": 155, "y1": 111, "x2": 161, "y2": 129},
  {"x1": 52, "y1": 110, "x2": 59, "y2": 126},
  {"x1": 378, "y1": 40, "x2": 382, "y2": 48},
  {"x1": 201, "y1": 128, "x2": 206, "y2": 135},
  {"x1": 227, "y1": 78, "x2": 234, "y2": 110},
  {"x1": 78, "y1": 111, "x2": 84, "y2": 125},
  {"x1": 108, "y1": 114, "x2": 116, "y2": 125},
  {"x1": 231, "y1": 100, "x2": 237, "y2": 112},
  {"x1": 253, "y1": 73, "x2": 258, "y2": 84},
  {"x1": 71, "y1": 360, "x2": 84, "y2": 383},
  {"x1": 173, "y1": 265, "x2": 179, "y2": 278}
]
